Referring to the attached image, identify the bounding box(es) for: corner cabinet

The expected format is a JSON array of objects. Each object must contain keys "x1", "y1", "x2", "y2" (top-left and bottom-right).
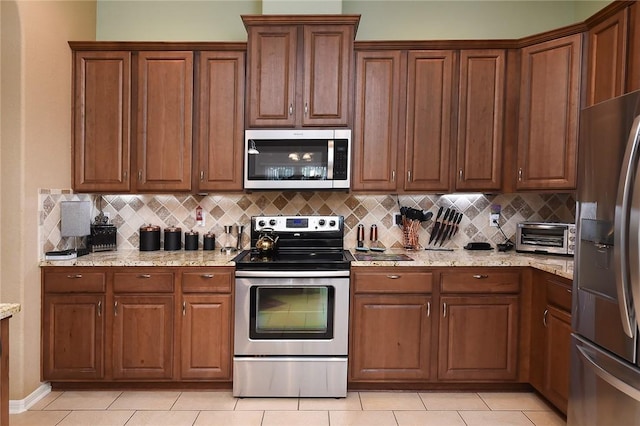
[
  {"x1": 516, "y1": 34, "x2": 582, "y2": 190},
  {"x1": 243, "y1": 15, "x2": 359, "y2": 128},
  {"x1": 530, "y1": 269, "x2": 572, "y2": 414}
]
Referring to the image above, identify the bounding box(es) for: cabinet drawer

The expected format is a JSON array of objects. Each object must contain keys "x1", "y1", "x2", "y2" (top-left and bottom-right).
[
  {"x1": 441, "y1": 271, "x2": 520, "y2": 293},
  {"x1": 182, "y1": 271, "x2": 232, "y2": 293},
  {"x1": 113, "y1": 272, "x2": 174, "y2": 293},
  {"x1": 44, "y1": 271, "x2": 105, "y2": 293},
  {"x1": 353, "y1": 271, "x2": 433, "y2": 293},
  {"x1": 546, "y1": 279, "x2": 572, "y2": 312}
]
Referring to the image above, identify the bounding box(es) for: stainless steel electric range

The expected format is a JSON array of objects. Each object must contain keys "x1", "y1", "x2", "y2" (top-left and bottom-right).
[{"x1": 233, "y1": 215, "x2": 353, "y2": 398}]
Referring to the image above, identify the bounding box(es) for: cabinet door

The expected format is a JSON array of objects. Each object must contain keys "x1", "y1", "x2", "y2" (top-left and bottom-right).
[
  {"x1": 455, "y1": 50, "x2": 505, "y2": 192},
  {"x1": 352, "y1": 50, "x2": 403, "y2": 191},
  {"x1": 136, "y1": 51, "x2": 193, "y2": 192},
  {"x1": 246, "y1": 26, "x2": 298, "y2": 127},
  {"x1": 350, "y1": 294, "x2": 432, "y2": 381},
  {"x1": 112, "y1": 295, "x2": 174, "y2": 380},
  {"x1": 180, "y1": 294, "x2": 231, "y2": 380},
  {"x1": 543, "y1": 305, "x2": 571, "y2": 414},
  {"x1": 586, "y1": 8, "x2": 628, "y2": 106},
  {"x1": 196, "y1": 51, "x2": 245, "y2": 192},
  {"x1": 42, "y1": 294, "x2": 104, "y2": 380},
  {"x1": 404, "y1": 50, "x2": 454, "y2": 192},
  {"x1": 302, "y1": 24, "x2": 353, "y2": 127},
  {"x1": 438, "y1": 295, "x2": 519, "y2": 381},
  {"x1": 628, "y1": 2, "x2": 640, "y2": 92},
  {"x1": 73, "y1": 51, "x2": 131, "y2": 192},
  {"x1": 517, "y1": 34, "x2": 581, "y2": 190}
]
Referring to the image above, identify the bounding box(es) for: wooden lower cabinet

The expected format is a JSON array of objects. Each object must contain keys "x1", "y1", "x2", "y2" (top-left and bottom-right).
[
  {"x1": 112, "y1": 295, "x2": 174, "y2": 380},
  {"x1": 437, "y1": 295, "x2": 519, "y2": 381},
  {"x1": 41, "y1": 267, "x2": 233, "y2": 384},
  {"x1": 530, "y1": 269, "x2": 572, "y2": 414},
  {"x1": 350, "y1": 294, "x2": 432, "y2": 381}
]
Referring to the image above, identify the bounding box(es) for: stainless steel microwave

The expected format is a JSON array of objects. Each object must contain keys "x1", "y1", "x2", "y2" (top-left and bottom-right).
[
  {"x1": 515, "y1": 222, "x2": 576, "y2": 256},
  {"x1": 244, "y1": 129, "x2": 351, "y2": 190}
]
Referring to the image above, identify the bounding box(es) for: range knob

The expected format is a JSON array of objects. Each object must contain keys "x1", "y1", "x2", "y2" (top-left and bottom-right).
[
  {"x1": 329, "y1": 220, "x2": 336, "y2": 227},
  {"x1": 269, "y1": 219, "x2": 277, "y2": 226},
  {"x1": 258, "y1": 220, "x2": 266, "y2": 227},
  {"x1": 318, "y1": 219, "x2": 326, "y2": 226}
]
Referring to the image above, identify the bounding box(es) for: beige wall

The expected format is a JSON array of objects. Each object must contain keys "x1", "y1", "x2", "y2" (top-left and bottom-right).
[
  {"x1": 96, "y1": 0, "x2": 611, "y2": 41},
  {"x1": 0, "y1": 0, "x2": 96, "y2": 400}
]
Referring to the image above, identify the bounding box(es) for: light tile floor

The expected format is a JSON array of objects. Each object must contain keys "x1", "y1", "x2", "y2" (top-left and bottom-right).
[{"x1": 10, "y1": 390, "x2": 566, "y2": 426}]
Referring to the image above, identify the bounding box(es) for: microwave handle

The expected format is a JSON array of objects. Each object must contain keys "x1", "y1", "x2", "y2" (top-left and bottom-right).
[{"x1": 327, "y1": 140, "x2": 335, "y2": 180}]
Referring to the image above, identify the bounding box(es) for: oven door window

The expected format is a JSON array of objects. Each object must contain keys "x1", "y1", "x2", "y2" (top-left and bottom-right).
[{"x1": 249, "y1": 286, "x2": 335, "y2": 340}]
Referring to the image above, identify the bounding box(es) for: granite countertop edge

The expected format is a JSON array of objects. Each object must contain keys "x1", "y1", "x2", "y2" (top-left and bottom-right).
[
  {"x1": 0, "y1": 304, "x2": 21, "y2": 321},
  {"x1": 39, "y1": 249, "x2": 574, "y2": 280}
]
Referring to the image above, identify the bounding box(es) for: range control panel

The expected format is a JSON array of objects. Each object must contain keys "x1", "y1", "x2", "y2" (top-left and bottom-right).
[{"x1": 253, "y1": 215, "x2": 342, "y2": 233}]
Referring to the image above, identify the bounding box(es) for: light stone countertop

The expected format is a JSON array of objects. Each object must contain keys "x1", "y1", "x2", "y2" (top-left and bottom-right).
[
  {"x1": 0, "y1": 304, "x2": 21, "y2": 321},
  {"x1": 40, "y1": 248, "x2": 573, "y2": 280}
]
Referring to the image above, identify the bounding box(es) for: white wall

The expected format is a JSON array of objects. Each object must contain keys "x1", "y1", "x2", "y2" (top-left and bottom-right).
[{"x1": 96, "y1": 0, "x2": 612, "y2": 41}]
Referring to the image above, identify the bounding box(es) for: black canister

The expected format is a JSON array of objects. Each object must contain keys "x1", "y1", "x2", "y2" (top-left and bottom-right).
[
  {"x1": 203, "y1": 232, "x2": 215, "y2": 250},
  {"x1": 185, "y1": 230, "x2": 198, "y2": 251},
  {"x1": 139, "y1": 225, "x2": 161, "y2": 251},
  {"x1": 164, "y1": 226, "x2": 182, "y2": 251}
]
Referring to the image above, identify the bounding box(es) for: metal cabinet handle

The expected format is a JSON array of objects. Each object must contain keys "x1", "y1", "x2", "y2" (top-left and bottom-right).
[
  {"x1": 137, "y1": 274, "x2": 151, "y2": 279},
  {"x1": 66, "y1": 274, "x2": 82, "y2": 279},
  {"x1": 114, "y1": 301, "x2": 118, "y2": 316},
  {"x1": 443, "y1": 302, "x2": 447, "y2": 318},
  {"x1": 97, "y1": 300, "x2": 102, "y2": 317},
  {"x1": 391, "y1": 170, "x2": 396, "y2": 182},
  {"x1": 407, "y1": 170, "x2": 412, "y2": 182},
  {"x1": 138, "y1": 170, "x2": 142, "y2": 181},
  {"x1": 123, "y1": 170, "x2": 128, "y2": 180},
  {"x1": 200, "y1": 171, "x2": 204, "y2": 181},
  {"x1": 472, "y1": 274, "x2": 488, "y2": 279},
  {"x1": 518, "y1": 168, "x2": 523, "y2": 181},
  {"x1": 289, "y1": 104, "x2": 293, "y2": 115},
  {"x1": 182, "y1": 301, "x2": 186, "y2": 316},
  {"x1": 543, "y1": 309, "x2": 548, "y2": 327},
  {"x1": 386, "y1": 275, "x2": 401, "y2": 279},
  {"x1": 426, "y1": 301, "x2": 431, "y2": 317},
  {"x1": 201, "y1": 274, "x2": 214, "y2": 279},
  {"x1": 459, "y1": 169, "x2": 463, "y2": 181},
  {"x1": 304, "y1": 103, "x2": 308, "y2": 115}
]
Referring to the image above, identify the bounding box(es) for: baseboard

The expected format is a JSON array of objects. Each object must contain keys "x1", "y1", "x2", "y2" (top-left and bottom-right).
[{"x1": 9, "y1": 382, "x2": 51, "y2": 414}]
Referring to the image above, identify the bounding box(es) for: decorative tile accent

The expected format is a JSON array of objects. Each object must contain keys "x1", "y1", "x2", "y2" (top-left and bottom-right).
[{"x1": 38, "y1": 189, "x2": 576, "y2": 255}]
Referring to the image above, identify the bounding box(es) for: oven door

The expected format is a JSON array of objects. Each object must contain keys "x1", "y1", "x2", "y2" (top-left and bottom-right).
[{"x1": 234, "y1": 271, "x2": 349, "y2": 356}]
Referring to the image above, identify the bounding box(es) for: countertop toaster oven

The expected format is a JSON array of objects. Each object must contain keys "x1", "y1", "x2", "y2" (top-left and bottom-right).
[{"x1": 515, "y1": 222, "x2": 575, "y2": 256}]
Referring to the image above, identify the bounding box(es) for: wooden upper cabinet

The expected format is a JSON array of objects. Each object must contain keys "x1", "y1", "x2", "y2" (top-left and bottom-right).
[
  {"x1": 517, "y1": 34, "x2": 581, "y2": 190},
  {"x1": 455, "y1": 50, "x2": 505, "y2": 192},
  {"x1": 195, "y1": 51, "x2": 245, "y2": 192},
  {"x1": 135, "y1": 51, "x2": 193, "y2": 192},
  {"x1": 404, "y1": 50, "x2": 454, "y2": 192},
  {"x1": 243, "y1": 15, "x2": 358, "y2": 128},
  {"x1": 352, "y1": 50, "x2": 403, "y2": 191},
  {"x1": 586, "y1": 8, "x2": 628, "y2": 106},
  {"x1": 628, "y1": 2, "x2": 640, "y2": 92},
  {"x1": 73, "y1": 51, "x2": 131, "y2": 192}
]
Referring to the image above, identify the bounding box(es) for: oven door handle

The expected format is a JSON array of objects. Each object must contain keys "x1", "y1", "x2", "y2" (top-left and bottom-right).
[{"x1": 235, "y1": 270, "x2": 350, "y2": 278}]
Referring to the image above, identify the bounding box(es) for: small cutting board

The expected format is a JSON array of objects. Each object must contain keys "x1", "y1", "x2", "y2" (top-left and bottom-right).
[{"x1": 354, "y1": 253, "x2": 414, "y2": 261}]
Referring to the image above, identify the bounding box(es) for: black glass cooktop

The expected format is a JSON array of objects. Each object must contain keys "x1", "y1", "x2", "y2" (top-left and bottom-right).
[{"x1": 234, "y1": 249, "x2": 353, "y2": 271}]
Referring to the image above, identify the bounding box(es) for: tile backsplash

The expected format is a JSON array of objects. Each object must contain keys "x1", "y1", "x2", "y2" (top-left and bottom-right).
[{"x1": 39, "y1": 190, "x2": 575, "y2": 255}]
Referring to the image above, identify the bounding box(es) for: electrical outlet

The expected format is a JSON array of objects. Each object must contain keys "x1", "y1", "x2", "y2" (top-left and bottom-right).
[
  {"x1": 395, "y1": 213, "x2": 403, "y2": 225},
  {"x1": 490, "y1": 213, "x2": 500, "y2": 227}
]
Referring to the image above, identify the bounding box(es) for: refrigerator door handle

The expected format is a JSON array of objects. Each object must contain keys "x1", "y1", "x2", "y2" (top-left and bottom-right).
[
  {"x1": 614, "y1": 115, "x2": 640, "y2": 338},
  {"x1": 577, "y1": 343, "x2": 640, "y2": 402}
]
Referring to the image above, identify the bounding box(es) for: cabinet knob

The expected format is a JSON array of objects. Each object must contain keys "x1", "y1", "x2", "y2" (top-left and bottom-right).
[
  {"x1": 459, "y1": 169, "x2": 463, "y2": 181},
  {"x1": 518, "y1": 168, "x2": 523, "y2": 181},
  {"x1": 289, "y1": 104, "x2": 293, "y2": 116},
  {"x1": 304, "y1": 102, "x2": 308, "y2": 115}
]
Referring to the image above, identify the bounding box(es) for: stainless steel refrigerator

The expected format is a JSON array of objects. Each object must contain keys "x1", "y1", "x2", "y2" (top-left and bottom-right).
[{"x1": 569, "y1": 90, "x2": 640, "y2": 425}]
